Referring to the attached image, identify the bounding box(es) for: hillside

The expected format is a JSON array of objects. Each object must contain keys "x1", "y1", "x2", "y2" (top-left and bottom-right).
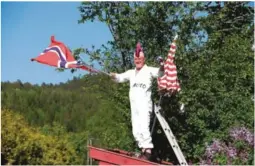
[
  {"x1": 1, "y1": 74, "x2": 136, "y2": 165},
  {"x1": 2, "y1": 65, "x2": 254, "y2": 165}
]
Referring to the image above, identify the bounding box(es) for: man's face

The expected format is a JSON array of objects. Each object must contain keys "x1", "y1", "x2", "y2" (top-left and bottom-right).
[{"x1": 134, "y1": 52, "x2": 145, "y2": 70}]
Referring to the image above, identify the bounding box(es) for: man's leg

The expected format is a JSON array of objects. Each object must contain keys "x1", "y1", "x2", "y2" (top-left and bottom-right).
[
  {"x1": 138, "y1": 105, "x2": 154, "y2": 160},
  {"x1": 130, "y1": 103, "x2": 143, "y2": 148}
]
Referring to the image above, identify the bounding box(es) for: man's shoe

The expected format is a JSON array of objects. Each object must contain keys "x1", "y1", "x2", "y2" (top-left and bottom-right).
[{"x1": 138, "y1": 152, "x2": 152, "y2": 161}]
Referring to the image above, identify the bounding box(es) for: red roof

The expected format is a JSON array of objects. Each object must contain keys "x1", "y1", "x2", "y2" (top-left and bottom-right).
[{"x1": 88, "y1": 146, "x2": 173, "y2": 165}]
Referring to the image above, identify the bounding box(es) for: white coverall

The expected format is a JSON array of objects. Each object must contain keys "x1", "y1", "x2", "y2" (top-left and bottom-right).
[{"x1": 114, "y1": 64, "x2": 160, "y2": 149}]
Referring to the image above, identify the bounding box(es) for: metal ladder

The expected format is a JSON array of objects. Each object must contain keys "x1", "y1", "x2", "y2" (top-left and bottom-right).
[{"x1": 151, "y1": 96, "x2": 188, "y2": 166}]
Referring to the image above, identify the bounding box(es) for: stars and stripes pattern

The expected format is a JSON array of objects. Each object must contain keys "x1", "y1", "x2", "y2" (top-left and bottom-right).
[{"x1": 157, "y1": 35, "x2": 181, "y2": 93}]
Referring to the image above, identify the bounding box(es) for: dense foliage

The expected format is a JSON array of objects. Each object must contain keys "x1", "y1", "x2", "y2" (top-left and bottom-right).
[
  {"x1": 1, "y1": 1, "x2": 254, "y2": 165},
  {"x1": 1, "y1": 75, "x2": 135, "y2": 164},
  {"x1": 1, "y1": 109, "x2": 81, "y2": 165},
  {"x1": 199, "y1": 127, "x2": 254, "y2": 165}
]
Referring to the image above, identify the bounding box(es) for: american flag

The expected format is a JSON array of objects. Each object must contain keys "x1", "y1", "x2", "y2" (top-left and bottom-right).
[{"x1": 157, "y1": 35, "x2": 181, "y2": 94}]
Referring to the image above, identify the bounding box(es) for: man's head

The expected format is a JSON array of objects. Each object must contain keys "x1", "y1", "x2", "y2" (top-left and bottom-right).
[{"x1": 134, "y1": 42, "x2": 145, "y2": 70}]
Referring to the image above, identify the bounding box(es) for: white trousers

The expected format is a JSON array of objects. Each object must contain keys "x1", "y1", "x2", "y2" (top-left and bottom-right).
[{"x1": 130, "y1": 98, "x2": 153, "y2": 149}]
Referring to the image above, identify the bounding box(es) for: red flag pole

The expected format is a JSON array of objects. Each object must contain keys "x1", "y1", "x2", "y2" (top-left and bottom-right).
[
  {"x1": 77, "y1": 60, "x2": 110, "y2": 76},
  {"x1": 88, "y1": 66, "x2": 111, "y2": 76}
]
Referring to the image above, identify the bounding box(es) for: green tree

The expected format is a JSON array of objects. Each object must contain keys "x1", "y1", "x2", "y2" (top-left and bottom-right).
[{"x1": 76, "y1": 1, "x2": 254, "y2": 163}]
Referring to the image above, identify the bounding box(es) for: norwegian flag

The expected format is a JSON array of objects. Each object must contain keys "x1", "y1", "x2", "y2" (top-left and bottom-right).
[
  {"x1": 157, "y1": 35, "x2": 181, "y2": 93},
  {"x1": 31, "y1": 36, "x2": 98, "y2": 73}
]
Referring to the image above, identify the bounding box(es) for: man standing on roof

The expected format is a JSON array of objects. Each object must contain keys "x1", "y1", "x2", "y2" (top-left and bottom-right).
[{"x1": 110, "y1": 42, "x2": 164, "y2": 160}]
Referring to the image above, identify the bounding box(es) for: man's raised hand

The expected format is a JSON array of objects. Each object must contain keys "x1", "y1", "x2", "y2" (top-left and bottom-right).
[{"x1": 110, "y1": 72, "x2": 116, "y2": 79}]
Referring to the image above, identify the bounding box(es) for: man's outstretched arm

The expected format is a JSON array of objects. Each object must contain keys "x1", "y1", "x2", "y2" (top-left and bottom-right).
[{"x1": 110, "y1": 70, "x2": 131, "y2": 83}]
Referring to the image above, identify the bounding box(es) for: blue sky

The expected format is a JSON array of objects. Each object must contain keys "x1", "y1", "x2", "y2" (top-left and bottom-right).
[
  {"x1": 1, "y1": 1, "x2": 254, "y2": 85},
  {"x1": 1, "y1": 2, "x2": 113, "y2": 85}
]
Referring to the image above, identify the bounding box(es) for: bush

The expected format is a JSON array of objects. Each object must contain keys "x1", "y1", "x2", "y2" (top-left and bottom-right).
[
  {"x1": 1, "y1": 109, "x2": 82, "y2": 165},
  {"x1": 199, "y1": 126, "x2": 254, "y2": 165}
]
